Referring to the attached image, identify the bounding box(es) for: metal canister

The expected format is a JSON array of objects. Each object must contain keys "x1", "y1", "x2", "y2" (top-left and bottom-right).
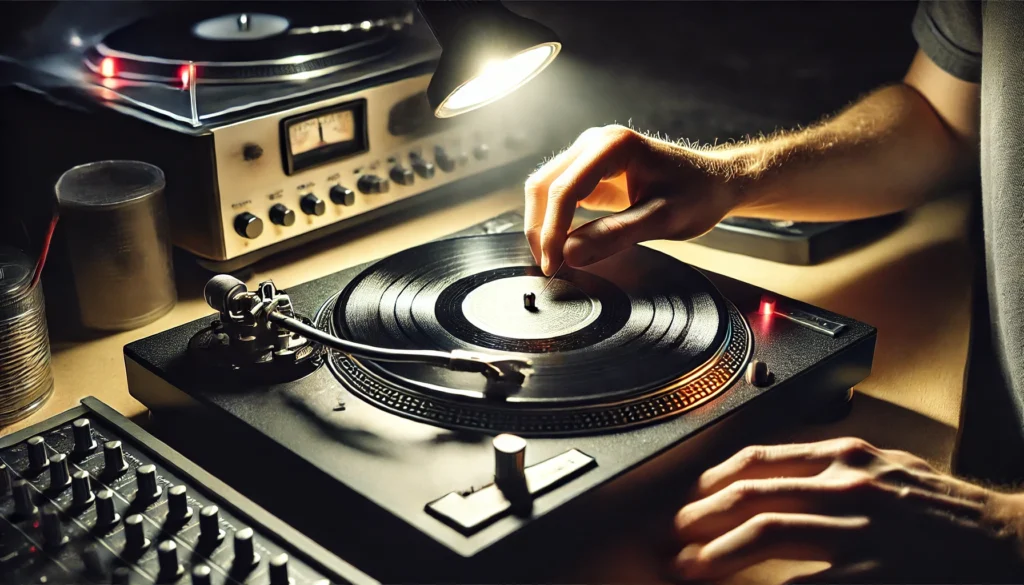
[
  {"x1": 55, "y1": 160, "x2": 176, "y2": 331},
  {"x1": 0, "y1": 247, "x2": 53, "y2": 425}
]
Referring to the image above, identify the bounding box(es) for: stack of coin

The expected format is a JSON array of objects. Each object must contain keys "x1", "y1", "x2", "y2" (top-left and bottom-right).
[{"x1": 0, "y1": 247, "x2": 53, "y2": 425}]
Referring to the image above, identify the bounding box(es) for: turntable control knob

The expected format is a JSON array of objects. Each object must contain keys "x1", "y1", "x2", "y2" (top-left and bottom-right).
[
  {"x1": 493, "y1": 434, "x2": 528, "y2": 489},
  {"x1": 242, "y1": 143, "x2": 263, "y2": 161},
  {"x1": 124, "y1": 514, "x2": 150, "y2": 553},
  {"x1": 27, "y1": 436, "x2": 49, "y2": 473},
  {"x1": 41, "y1": 505, "x2": 68, "y2": 549},
  {"x1": 389, "y1": 165, "x2": 415, "y2": 186},
  {"x1": 410, "y1": 155, "x2": 436, "y2": 179},
  {"x1": 330, "y1": 185, "x2": 356, "y2": 206},
  {"x1": 73, "y1": 418, "x2": 98, "y2": 456},
  {"x1": 300, "y1": 194, "x2": 326, "y2": 216},
  {"x1": 95, "y1": 489, "x2": 120, "y2": 528},
  {"x1": 473, "y1": 143, "x2": 491, "y2": 161},
  {"x1": 433, "y1": 146, "x2": 457, "y2": 173},
  {"x1": 234, "y1": 212, "x2": 264, "y2": 239},
  {"x1": 357, "y1": 174, "x2": 389, "y2": 195},
  {"x1": 191, "y1": 565, "x2": 213, "y2": 585},
  {"x1": 269, "y1": 204, "x2": 296, "y2": 226},
  {"x1": 133, "y1": 464, "x2": 162, "y2": 506},
  {"x1": 167, "y1": 485, "x2": 193, "y2": 526},
  {"x1": 48, "y1": 453, "x2": 72, "y2": 492},
  {"x1": 199, "y1": 505, "x2": 225, "y2": 548}
]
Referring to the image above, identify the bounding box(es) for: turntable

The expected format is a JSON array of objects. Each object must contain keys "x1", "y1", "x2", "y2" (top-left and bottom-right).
[
  {"x1": 124, "y1": 211, "x2": 875, "y2": 582},
  {"x1": 2, "y1": 3, "x2": 552, "y2": 269}
]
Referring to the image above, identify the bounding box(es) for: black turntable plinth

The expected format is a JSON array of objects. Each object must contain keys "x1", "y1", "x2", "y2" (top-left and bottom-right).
[{"x1": 124, "y1": 212, "x2": 876, "y2": 582}]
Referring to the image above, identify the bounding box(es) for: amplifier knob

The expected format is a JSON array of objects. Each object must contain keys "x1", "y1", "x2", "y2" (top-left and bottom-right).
[
  {"x1": 72, "y1": 418, "x2": 98, "y2": 456},
  {"x1": 191, "y1": 565, "x2": 213, "y2": 585},
  {"x1": 134, "y1": 464, "x2": 162, "y2": 506},
  {"x1": 300, "y1": 194, "x2": 326, "y2": 216},
  {"x1": 410, "y1": 155, "x2": 436, "y2": 179},
  {"x1": 433, "y1": 146, "x2": 457, "y2": 173},
  {"x1": 124, "y1": 514, "x2": 151, "y2": 553},
  {"x1": 232, "y1": 527, "x2": 261, "y2": 572},
  {"x1": 269, "y1": 553, "x2": 290, "y2": 585},
  {"x1": 42, "y1": 506, "x2": 68, "y2": 549},
  {"x1": 27, "y1": 436, "x2": 49, "y2": 473},
  {"x1": 12, "y1": 479, "x2": 37, "y2": 519},
  {"x1": 0, "y1": 463, "x2": 10, "y2": 497},
  {"x1": 389, "y1": 165, "x2": 415, "y2": 186},
  {"x1": 357, "y1": 174, "x2": 389, "y2": 194},
  {"x1": 234, "y1": 212, "x2": 264, "y2": 239},
  {"x1": 48, "y1": 453, "x2": 72, "y2": 492},
  {"x1": 330, "y1": 185, "x2": 356, "y2": 206},
  {"x1": 167, "y1": 485, "x2": 194, "y2": 526},
  {"x1": 199, "y1": 505, "x2": 225, "y2": 548},
  {"x1": 95, "y1": 489, "x2": 121, "y2": 529},
  {"x1": 157, "y1": 540, "x2": 184, "y2": 582},
  {"x1": 473, "y1": 143, "x2": 490, "y2": 161},
  {"x1": 269, "y1": 203, "x2": 296, "y2": 226},
  {"x1": 242, "y1": 143, "x2": 264, "y2": 161},
  {"x1": 72, "y1": 470, "x2": 95, "y2": 509}
]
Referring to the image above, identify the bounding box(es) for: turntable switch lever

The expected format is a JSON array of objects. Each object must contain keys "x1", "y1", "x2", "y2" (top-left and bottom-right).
[{"x1": 493, "y1": 434, "x2": 527, "y2": 488}]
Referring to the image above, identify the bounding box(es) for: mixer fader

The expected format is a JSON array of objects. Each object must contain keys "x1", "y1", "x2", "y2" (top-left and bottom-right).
[{"x1": 0, "y1": 397, "x2": 375, "y2": 585}]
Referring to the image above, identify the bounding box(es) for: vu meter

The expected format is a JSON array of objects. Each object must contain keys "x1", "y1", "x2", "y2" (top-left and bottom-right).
[{"x1": 281, "y1": 100, "x2": 368, "y2": 175}]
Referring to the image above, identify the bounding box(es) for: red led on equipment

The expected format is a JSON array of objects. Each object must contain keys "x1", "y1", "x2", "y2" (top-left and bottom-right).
[
  {"x1": 100, "y1": 57, "x2": 116, "y2": 78},
  {"x1": 178, "y1": 65, "x2": 190, "y2": 88},
  {"x1": 760, "y1": 297, "x2": 776, "y2": 316}
]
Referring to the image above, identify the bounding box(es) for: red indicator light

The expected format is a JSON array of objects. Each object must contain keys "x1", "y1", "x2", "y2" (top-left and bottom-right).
[
  {"x1": 29, "y1": 546, "x2": 37, "y2": 553},
  {"x1": 100, "y1": 57, "x2": 116, "y2": 78},
  {"x1": 178, "y1": 65, "x2": 190, "y2": 88},
  {"x1": 32, "y1": 521, "x2": 39, "y2": 529},
  {"x1": 760, "y1": 298, "x2": 776, "y2": 316}
]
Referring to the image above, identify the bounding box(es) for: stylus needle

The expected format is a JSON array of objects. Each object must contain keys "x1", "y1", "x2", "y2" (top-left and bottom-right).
[{"x1": 538, "y1": 260, "x2": 565, "y2": 298}]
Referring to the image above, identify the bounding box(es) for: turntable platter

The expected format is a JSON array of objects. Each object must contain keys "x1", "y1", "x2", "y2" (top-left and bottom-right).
[
  {"x1": 84, "y1": 4, "x2": 413, "y2": 83},
  {"x1": 319, "y1": 233, "x2": 752, "y2": 435}
]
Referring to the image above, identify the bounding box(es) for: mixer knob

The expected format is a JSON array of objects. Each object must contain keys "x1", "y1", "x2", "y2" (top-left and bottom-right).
[
  {"x1": 157, "y1": 540, "x2": 185, "y2": 582},
  {"x1": 269, "y1": 203, "x2": 296, "y2": 227},
  {"x1": 95, "y1": 489, "x2": 121, "y2": 528},
  {"x1": 41, "y1": 505, "x2": 68, "y2": 549},
  {"x1": 0, "y1": 463, "x2": 10, "y2": 497},
  {"x1": 72, "y1": 470, "x2": 96, "y2": 509},
  {"x1": 124, "y1": 514, "x2": 151, "y2": 553},
  {"x1": 433, "y1": 146, "x2": 457, "y2": 173},
  {"x1": 191, "y1": 565, "x2": 213, "y2": 585},
  {"x1": 233, "y1": 212, "x2": 264, "y2": 239},
  {"x1": 269, "y1": 553, "x2": 290, "y2": 585},
  {"x1": 300, "y1": 194, "x2": 326, "y2": 216},
  {"x1": 103, "y1": 440, "x2": 129, "y2": 478},
  {"x1": 329, "y1": 185, "x2": 356, "y2": 206},
  {"x1": 389, "y1": 165, "x2": 415, "y2": 186},
  {"x1": 410, "y1": 155, "x2": 436, "y2": 179},
  {"x1": 12, "y1": 479, "x2": 37, "y2": 519},
  {"x1": 473, "y1": 143, "x2": 490, "y2": 161},
  {"x1": 113, "y1": 566, "x2": 134, "y2": 585},
  {"x1": 26, "y1": 436, "x2": 49, "y2": 473},
  {"x1": 199, "y1": 505, "x2": 225, "y2": 548},
  {"x1": 134, "y1": 464, "x2": 162, "y2": 506},
  {"x1": 82, "y1": 545, "x2": 106, "y2": 582},
  {"x1": 72, "y1": 418, "x2": 98, "y2": 456},
  {"x1": 48, "y1": 453, "x2": 72, "y2": 492},
  {"x1": 357, "y1": 174, "x2": 389, "y2": 194},
  {"x1": 232, "y1": 527, "x2": 261, "y2": 573},
  {"x1": 167, "y1": 485, "x2": 193, "y2": 526}
]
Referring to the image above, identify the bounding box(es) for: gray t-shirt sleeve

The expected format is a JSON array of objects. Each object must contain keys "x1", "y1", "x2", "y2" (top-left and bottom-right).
[{"x1": 911, "y1": 0, "x2": 982, "y2": 82}]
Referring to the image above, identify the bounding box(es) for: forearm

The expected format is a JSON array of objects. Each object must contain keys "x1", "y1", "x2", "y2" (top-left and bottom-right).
[{"x1": 689, "y1": 83, "x2": 973, "y2": 222}]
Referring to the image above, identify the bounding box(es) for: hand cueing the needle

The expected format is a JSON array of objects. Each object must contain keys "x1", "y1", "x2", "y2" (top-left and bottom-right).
[{"x1": 524, "y1": 125, "x2": 744, "y2": 275}]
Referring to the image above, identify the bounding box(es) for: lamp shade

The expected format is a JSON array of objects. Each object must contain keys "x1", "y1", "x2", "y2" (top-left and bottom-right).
[{"x1": 417, "y1": 1, "x2": 561, "y2": 118}]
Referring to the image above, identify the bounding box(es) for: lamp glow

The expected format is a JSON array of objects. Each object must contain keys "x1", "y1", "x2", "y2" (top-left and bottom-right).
[{"x1": 434, "y1": 42, "x2": 560, "y2": 118}]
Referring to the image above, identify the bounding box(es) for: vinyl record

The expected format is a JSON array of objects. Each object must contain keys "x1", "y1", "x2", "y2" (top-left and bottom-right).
[{"x1": 318, "y1": 233, "x2": 752, "y2": 435}]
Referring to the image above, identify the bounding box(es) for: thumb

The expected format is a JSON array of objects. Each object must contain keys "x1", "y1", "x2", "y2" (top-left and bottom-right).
[{"x1": 563, "y1": 197, "x2": 673, "y2": 267}]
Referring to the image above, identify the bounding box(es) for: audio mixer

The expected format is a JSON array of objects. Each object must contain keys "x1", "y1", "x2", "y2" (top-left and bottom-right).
[{"x1": 0, "y1": 397, "x2": 376, "y2": 585}]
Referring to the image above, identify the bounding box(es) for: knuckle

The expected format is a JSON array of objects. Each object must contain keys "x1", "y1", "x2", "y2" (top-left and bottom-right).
[
  {"x1": 748, "y1": 512, "x2": 788, "y2": 538},
  {"x1": 873, "y1": 465, "x2": 917, "y2": 486},
  {"x1": 735, "y1": 445, "x2": 768, "y2": 469},
  {"x1": 832, "y1": 437, "x2": 876, "y2": 464},
  {"x1": 602, "y1": 124, "x2": 641, "y2": 149},
  {"x1": 723, "y1": 479, "x2": 760, "y2": 502}
]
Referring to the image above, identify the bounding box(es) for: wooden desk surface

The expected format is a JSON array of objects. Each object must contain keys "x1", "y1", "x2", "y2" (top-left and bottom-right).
[{"x1": 1, "y1": 185, "x2": 974, "y2": 583}]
